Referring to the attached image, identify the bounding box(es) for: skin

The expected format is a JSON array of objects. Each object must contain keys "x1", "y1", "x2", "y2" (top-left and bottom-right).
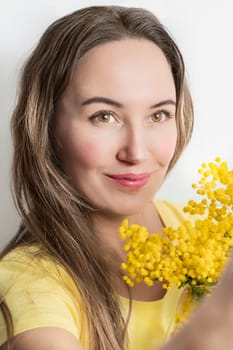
[{"x1": 54, "y1": 38, "x2": 177, "y2": 229}]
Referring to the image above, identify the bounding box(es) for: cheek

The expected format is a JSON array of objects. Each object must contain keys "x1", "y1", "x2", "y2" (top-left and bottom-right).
[
  {"x1": 153, "y1": 126, "x2": 177, "y2": 163},
  {"x1": 63, "y1": 136, "x2": 111, "y2": 170},
  {"x1": 77, "y1": 142, "x2": 104, "y2": 167},
  {"x1": 161, "y1": 135, "x2": 177, "y2": 161}
]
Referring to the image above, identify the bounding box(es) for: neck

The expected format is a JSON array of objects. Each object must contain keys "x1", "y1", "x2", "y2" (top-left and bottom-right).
[
  {"x1": 92, "y1": 200, "x2": 166, "y2": 301},
  {"x1": 92, "y1": 200, "x2": 164, "y2": 261}
]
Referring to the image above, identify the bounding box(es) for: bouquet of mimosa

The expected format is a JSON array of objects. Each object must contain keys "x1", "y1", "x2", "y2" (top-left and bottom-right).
[{"x1": 119, "y1": 158, "x2": 233, "y2": 324}]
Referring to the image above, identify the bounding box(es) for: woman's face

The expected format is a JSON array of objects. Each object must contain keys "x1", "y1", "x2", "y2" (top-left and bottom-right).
[{"x1": 54, "y1": 38, "x2": 177, "y2": 216}]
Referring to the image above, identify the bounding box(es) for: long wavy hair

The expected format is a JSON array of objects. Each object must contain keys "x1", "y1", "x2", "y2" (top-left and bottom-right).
[{"x1": 0, "y1": 5, "x2": 193, "y2": 350}]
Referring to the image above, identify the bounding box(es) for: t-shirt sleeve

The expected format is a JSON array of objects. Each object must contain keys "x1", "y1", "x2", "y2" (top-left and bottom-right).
[{"x1": 0, "y1": 248, "x2": 83, "y2": 346}]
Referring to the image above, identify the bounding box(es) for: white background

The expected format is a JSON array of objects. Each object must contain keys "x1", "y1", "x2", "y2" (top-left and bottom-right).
[{"x1": 1, "y1": 0, "x2": 233, "y2": 248}]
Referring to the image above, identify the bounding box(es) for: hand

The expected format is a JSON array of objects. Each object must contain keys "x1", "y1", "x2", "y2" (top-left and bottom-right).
[{"x1": 160, "y1": 251, "x2": 233, "y2": 350}]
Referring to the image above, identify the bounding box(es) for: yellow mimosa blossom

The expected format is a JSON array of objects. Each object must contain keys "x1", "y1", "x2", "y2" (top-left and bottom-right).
[{"x1": 119, "y1": 158, "x2": 233, "y2": 324}]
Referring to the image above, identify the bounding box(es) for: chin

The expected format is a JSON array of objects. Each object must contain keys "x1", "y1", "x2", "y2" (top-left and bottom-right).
[
  {"x1": 99, "y1": 200, "x2": 149, "y2": 218},
  {"x1": 85, "y1": 187, "x2": 156, "y2": 217}
]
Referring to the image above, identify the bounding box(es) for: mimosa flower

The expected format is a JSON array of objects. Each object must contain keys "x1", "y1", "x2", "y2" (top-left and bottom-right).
[{"x1": 119, "y1": 158, "x2": 233, "y2": 323}]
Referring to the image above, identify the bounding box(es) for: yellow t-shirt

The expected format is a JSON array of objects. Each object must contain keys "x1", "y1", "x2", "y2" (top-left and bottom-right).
[{"x1": 0, "y1": 200, "x2": 190, "y2": 349}]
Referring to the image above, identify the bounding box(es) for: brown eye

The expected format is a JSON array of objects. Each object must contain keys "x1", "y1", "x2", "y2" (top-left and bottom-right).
[
  {"x1": 98, "y1": 113, "x2": 114, "y2": 123},
  {"x1": 151, "y1": 110, "x2": 172, "y2": 123},
  {"x1": 89, "y1": 111, "x2": 117, "y2": 124}
]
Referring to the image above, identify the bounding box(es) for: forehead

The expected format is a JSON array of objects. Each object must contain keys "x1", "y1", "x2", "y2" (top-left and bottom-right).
[{"x1": 67, "y1": 38, "x2": 176, "y2": 104}]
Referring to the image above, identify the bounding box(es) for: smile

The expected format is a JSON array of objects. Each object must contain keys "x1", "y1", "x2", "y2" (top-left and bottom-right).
[{"x1": 106, "y1": 173, "x2": 152, "y2": 190}]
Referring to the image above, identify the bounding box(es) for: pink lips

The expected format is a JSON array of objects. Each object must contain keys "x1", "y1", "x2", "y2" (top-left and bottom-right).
[{"x1": 106, "y1": 173, "x2": 151, "y2": 190}]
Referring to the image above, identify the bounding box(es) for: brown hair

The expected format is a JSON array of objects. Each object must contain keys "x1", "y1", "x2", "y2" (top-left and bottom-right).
[{"x1": 0, "y1": 5, "x2": 193, "y2": 349}]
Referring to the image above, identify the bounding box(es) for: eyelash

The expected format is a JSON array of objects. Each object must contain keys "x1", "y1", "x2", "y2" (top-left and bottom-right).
[
  {"x1": 88, "y1": 109, "x2": 174, "y2": 124},
  {"x1": 151, "y1": 110, "x2": 174, "y2": 122},
  {"x1": 88, "y1": 110, "x2": 118, "y2": 124}
]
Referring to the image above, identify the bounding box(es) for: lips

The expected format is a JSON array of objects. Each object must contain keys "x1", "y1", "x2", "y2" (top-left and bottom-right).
[{"x1": 106, "y1": 173, "x2": 151, "y2": 189}]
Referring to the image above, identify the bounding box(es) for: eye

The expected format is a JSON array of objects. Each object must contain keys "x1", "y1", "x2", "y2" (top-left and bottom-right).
[
  {"x1": 150, "y1": 110, "x2": 174, "y2": 123},
  {"x1": 89, "y1": 110, "x2": 117, "y2": 124}
]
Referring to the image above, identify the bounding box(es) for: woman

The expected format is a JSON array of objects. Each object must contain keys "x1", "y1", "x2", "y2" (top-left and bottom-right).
[{"x1": 1, "y1": 5, "x2": 228, "y2": 350}]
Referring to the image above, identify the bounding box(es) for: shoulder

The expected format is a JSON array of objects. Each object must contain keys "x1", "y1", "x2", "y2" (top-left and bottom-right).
[
  {"x1": 0, "y1": 245, "x2": 84, "y2": 347},
  {"x1": 0, "y1": 327, "x2": 83, "y2": 350},
  {"x1": 154, "y1": 199, "x2": 199, "y2": 228},
  {"x1": 0, "y1": 245, "x2": 80, "y2": 298},
  {"x1": 0, "y1": 244, "x2": 77, "y2": 287}
]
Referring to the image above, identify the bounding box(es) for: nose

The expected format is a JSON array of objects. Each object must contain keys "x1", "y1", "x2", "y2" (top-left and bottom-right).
[{"x1": 116, "y1": 125, "x2": 148, "y2": 164}]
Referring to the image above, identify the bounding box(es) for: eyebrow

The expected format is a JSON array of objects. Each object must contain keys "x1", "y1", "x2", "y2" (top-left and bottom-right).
[{"x1": 80, "y1": 96, "x2": 176, "y2": 109}]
